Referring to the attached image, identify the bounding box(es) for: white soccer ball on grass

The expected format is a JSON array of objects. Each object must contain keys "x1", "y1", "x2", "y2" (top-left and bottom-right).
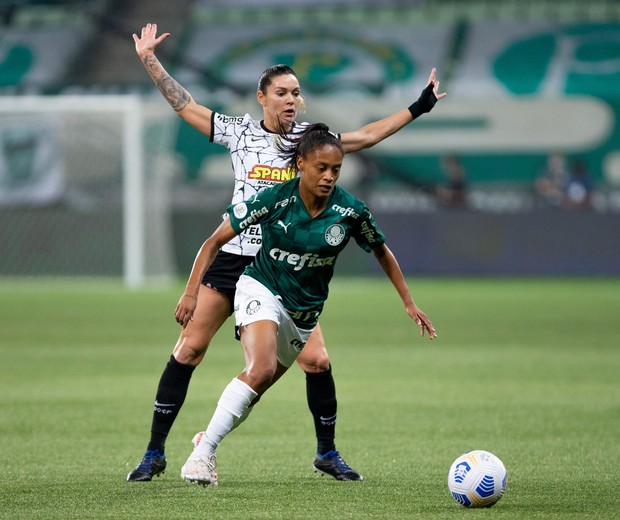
[{"x1": 447, "y1": 450, "x2": 507, "y2": 508}]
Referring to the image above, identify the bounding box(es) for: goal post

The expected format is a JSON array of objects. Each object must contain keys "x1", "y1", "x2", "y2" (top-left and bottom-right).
[
  {"x1": 0, "y1": 95, "x2": 177, "y2": 287},
  {"x1": 121, "y1": 96, "x2": 145, "y2": 288}
]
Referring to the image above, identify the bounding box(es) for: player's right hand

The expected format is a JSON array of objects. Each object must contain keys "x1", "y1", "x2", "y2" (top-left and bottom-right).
[
  {"x1": 175, "y1": 294, "x2": 197, "y2": 328},
  {"x1": 132, "y1": 23, "x2": 170, "y2": 58}
]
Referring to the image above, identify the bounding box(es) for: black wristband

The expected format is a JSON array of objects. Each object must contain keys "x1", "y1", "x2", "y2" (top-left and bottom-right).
[{"x1": 408, "y1": 82, "x2": 437, "y2": 120}]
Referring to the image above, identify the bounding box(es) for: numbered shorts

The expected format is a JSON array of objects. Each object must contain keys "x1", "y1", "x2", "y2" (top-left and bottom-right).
[{"x1": 234, "y1": 275, "x2": 313, "y2": 368}]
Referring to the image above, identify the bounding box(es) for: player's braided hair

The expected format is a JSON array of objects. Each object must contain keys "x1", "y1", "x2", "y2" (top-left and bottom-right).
[{"x1": 277, "y1": 122, "x2": 344, "y2": 174}]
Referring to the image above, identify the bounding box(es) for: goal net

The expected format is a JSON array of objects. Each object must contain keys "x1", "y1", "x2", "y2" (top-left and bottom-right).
[{"x1": 0, "y1": 95, "x2": 177, "y2": 287}]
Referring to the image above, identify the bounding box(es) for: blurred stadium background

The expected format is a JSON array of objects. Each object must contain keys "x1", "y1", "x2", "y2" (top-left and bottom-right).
[{"x1": 2, "y1": 0, "x2": 620, "y2": 286}]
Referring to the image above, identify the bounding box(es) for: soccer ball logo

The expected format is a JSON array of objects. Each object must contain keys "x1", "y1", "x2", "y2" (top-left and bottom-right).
[{"x1": 447, "y1": 450, "x2": 507, "y2": 508}]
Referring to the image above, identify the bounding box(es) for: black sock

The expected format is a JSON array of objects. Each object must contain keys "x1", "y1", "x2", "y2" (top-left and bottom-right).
[
  {"x1": 306, "y1": 365, "x2": 337, "y2": 455},
  {"x1": 147, "y1": 355, "x2": 195, "y2": 453}
]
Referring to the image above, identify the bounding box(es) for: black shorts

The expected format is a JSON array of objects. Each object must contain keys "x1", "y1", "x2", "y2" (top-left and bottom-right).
[{"x1": 201, "y1": 250, "x2": 254, "y2": 315}]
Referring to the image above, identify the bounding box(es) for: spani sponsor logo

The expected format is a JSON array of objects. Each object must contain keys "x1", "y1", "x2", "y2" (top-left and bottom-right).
[
  {"x1": 248, "y1": 165, "x2": 297, "y2": 182},
  {"x1": 269, "y1": 248, "x2": 336, "y2": 271}
]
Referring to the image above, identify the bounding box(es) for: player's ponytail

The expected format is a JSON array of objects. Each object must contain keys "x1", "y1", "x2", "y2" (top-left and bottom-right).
[{"x1": 276, "y1": 123, "x2": 343, "y2": 175}]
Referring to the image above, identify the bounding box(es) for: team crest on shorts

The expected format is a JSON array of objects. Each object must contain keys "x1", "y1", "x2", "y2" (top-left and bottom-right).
[
  {"x1": 246, "y1": 300, "x2": 261, "y2": 315},
  {"x1": 325, "y1": 224, "x2": 345, "y2": 246}
]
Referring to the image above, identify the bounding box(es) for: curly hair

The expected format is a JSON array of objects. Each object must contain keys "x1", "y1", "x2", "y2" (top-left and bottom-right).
[{"x1": 277, "y1": 123, "x2": 343, "y2": 174}]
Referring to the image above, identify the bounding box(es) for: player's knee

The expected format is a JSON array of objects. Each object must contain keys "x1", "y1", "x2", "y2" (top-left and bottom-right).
[
  {"x1": 297, "y1": 351, "x2": 330, "y2": 373},
  {"x1": 244, "y1": 364, "x2": 277, "y2": 392},
  {"x1": 173, "y1": 335, "x2": 209, "y2": 366}
]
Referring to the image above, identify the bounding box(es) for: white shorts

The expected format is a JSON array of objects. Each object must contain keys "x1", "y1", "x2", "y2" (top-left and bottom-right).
[{"x1": 234, "y1": 275, "x2": 313, "y2": 368}]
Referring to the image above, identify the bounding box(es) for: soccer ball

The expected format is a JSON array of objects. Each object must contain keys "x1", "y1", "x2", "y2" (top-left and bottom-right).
[{"x1": 447, "y1": 450, "x2": 507, "y2": 508}]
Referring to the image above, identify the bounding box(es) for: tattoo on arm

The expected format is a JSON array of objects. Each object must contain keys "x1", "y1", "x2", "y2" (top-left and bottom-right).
[{"x1": 143, "y1": 55, "x2": 190, "y2": 112}]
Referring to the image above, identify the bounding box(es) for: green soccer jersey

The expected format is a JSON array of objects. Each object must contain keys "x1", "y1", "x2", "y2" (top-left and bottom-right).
[{"x1": 227, "y1": 177, "x2": 385, "y2": 328}]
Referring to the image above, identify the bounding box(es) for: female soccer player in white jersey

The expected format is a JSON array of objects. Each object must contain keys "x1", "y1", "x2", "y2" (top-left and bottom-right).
[
  {"x1": 127, "y1": 22, "x2": 445, "y2": 483},
  {"x1": 177, "y1": 123, "x2": 437, "y2": 486}
]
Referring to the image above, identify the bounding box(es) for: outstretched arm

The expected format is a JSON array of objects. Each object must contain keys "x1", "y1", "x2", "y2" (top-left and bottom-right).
[
  {"x1": 340, "y1": 68, "x2": 446, "y2": 154},
  {"x1": 372, "y1": 244, "x2": 437, "y2": 340},
  {"x1": 133, "y1": 23, "x2": 213, "y2": 136},
  {"x1": 175, "y1": 219, "x2": 237, "y2": 328}
]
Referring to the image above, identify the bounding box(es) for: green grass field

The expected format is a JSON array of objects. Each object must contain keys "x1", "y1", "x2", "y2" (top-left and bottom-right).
[{"x1": 1, "y1": 277, "x2": 619, "y2": 519}]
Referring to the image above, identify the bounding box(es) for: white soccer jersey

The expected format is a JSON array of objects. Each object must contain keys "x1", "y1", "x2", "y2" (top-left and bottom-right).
[{"x1": 211, "y1": 112, "x2": 311, "y2": 257}]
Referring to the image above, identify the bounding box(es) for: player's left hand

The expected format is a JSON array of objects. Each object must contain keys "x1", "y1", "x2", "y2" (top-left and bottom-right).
[
  {"x1": 408, "y1": 68, "x2": 446, "y2": 120},
  {"x1": 426, "y1": 67, "x2": 447, "y2": 102}
]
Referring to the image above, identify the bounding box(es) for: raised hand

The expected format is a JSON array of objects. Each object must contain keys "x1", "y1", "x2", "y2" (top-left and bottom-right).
[{"x1": 132, "y1": 22, "x2": 170, "y2": 58}]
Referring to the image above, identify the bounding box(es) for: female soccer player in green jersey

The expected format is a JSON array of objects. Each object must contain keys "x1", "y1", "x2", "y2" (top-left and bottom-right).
[
  {"x1": 175, "y1": 123, "x2": 437, "y2": 487},
  {"x1": 128, "y1": 22, "x2": 445, "y2": 484}
]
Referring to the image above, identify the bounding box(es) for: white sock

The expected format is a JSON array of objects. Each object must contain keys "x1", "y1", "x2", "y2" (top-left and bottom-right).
[
  {"x1": 196, "y1": 378, "x2": 257, "y2": 455},
  {"x1": 231, "y1": 404, "x2": 255, "y2": 432}
]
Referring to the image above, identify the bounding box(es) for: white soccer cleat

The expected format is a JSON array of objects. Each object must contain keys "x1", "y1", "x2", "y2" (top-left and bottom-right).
[
  {"x1": 191, "y1": 431, "x2": 204, "y2": 447},
  {"x1": 181, "y1": 451, "x2": 218, "y2": 487},
  {"x1": 181, "y1": 432, "x2": 218, "y2": 487}
]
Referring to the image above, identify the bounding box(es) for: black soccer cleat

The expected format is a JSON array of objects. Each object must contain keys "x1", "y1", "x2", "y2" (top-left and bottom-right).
[
  {"x1": 126, "y1": 450, "x2": 167, "y2": 482},
  {"x1": 313, "y1": 450, "x2": 364, "y2": 481}
]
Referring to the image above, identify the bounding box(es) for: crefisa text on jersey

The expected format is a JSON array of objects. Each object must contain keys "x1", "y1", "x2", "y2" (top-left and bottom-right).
[
  {"x1": 332, "y1": 204, "x2": 359, "y2": 219},
  {"x1": 238, "y1": 207, "x2": 269, "y2": 230},
  {"x1": 269, "y1": 248, "x2": 337, "y2": 271}
]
